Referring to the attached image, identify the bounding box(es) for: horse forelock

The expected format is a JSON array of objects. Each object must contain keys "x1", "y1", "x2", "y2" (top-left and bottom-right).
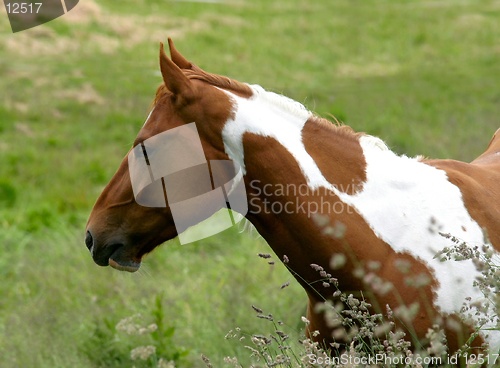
[{"x1": 152, "y1": 84, "x2": 170, "y2": 106}]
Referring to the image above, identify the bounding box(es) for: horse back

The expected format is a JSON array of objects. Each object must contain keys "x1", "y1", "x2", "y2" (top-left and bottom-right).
[
  {"x1": 472, "y1": 127, "x2": 500, "y2": 165},
  {"x1": 424, "y1": 129, "x2": 500, "y2": 249}
]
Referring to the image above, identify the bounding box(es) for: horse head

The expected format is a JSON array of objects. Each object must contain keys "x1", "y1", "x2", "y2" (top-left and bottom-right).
[{"x1": 85, "y1": 39, "x2": 251, "y2": 272}]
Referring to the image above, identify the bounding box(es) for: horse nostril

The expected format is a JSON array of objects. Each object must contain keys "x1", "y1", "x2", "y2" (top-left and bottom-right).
[{"x1": 85, "y1": 230, "x2": 94, "y2": 251}]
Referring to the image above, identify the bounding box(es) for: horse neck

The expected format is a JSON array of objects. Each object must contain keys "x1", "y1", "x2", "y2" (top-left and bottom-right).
[{"x1": 238, "y1": 124, "x2": 375, "y2": 298}]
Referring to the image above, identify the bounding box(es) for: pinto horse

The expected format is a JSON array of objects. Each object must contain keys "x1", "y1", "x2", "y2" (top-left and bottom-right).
[{"x1": 86, "y1": 39, "x2": 500, "y2": 358}]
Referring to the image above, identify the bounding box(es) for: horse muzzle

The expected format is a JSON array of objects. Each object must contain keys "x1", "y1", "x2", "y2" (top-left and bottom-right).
[{"x1": 85, "y1": 230, "x2": 141, "y2": 272}]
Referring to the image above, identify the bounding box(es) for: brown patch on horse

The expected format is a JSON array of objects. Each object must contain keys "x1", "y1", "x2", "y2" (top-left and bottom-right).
[
  {"x1": 471, "y1": 127, "x2": 500, "y2": 165},
  {"x1": 302, "y1": 117, "x2": 367, "y2": 194},
  {"x1": 425, "y1": 138, "x2": 500, "y2": 250}
]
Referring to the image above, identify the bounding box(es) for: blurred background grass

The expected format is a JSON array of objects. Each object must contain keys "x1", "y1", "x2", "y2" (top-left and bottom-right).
[{"x1": 0, "y1": 0, "x2": 499, "y2": 366}]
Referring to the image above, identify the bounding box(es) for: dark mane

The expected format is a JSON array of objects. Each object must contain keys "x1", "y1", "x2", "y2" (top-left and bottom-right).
[{"x1": 153, "y1": 64, "x2": 253, "y2": 105}]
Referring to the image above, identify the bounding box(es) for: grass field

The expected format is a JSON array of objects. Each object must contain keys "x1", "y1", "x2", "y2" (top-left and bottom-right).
[{"x1": 1, "y1": 0, "x2": 499, "y2": 366}]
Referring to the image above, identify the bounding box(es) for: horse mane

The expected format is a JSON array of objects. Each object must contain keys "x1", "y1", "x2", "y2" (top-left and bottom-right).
[
  {"x1": 184, "y1": 65, "x2": 253, "y2": 97},
  {"x1": 250, "y1": 85, "x2": 312, "y2": 122},
  {"x1": 152, "y1": 66, "x2": 369, "y2": 147},
  {"x1": 153, "y1": 64, "x2": 253, "y2": 105},
  {"x1": 310, "y1": 114, "x2": 367, "y2": 142}
]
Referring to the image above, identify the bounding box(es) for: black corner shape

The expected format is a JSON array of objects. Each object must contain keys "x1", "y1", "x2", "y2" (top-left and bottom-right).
[{"x1": 4, "y1": 0, "x2": 80, "y2": 33}]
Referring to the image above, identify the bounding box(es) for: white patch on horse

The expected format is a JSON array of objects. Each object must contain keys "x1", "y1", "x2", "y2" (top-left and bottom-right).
[
  {"x1": 221, "y1": 86, "x2": 499, "y2": 350},
  {"x1": 326, "y1": 141, "x2": 497, "y2": 348},
  {"x1": 342, "y1": 138, "x2": 500, "y2": 350},
  {"x1": 221, "y1": 86, "x2": 324, "y2": 186},
  {"x1": 347, "y1": 138, "x2": 485, "y2": 309}
]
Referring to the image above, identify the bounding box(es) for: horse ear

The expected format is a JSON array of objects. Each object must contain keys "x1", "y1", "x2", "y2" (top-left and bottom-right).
[
  {"x1": 159, "y1": 42, "x2": 193, "y2": 99},
  {"x1": 168, "y1": 38, "x2": 192, "y2": 69}
]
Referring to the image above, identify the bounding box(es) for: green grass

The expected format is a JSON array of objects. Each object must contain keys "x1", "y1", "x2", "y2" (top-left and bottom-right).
[{"x1": 0, "y1": 0, "x2": 499, "y2": 366}]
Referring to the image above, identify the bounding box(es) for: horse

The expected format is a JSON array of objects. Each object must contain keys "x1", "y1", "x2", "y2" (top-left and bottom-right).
[{"x1": 85, "y1": 38, "x2": 500, "y2": 361}]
